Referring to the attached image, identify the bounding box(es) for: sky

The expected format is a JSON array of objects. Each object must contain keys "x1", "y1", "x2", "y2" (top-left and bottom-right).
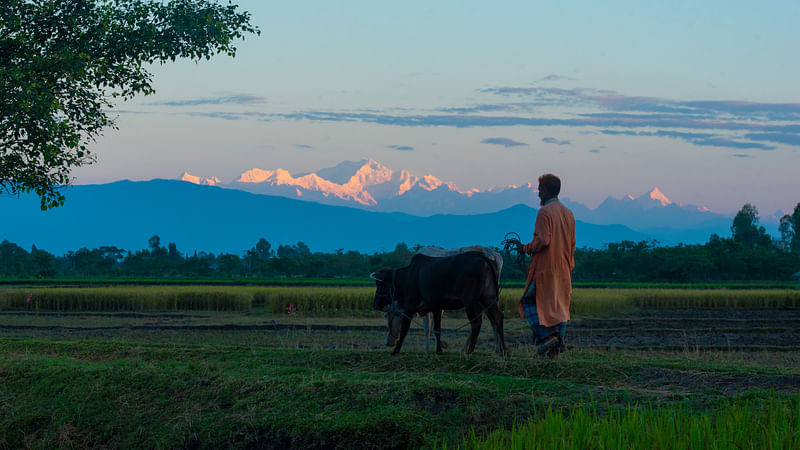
[{"x1": 74, "y1": 0, "x2": 800, "y2": 218}]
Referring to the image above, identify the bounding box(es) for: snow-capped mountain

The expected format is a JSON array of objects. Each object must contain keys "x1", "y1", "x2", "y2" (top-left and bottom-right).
[
  {"x1": 182, "y1": 160, "x2": 481, "y2": 213},
  {"x1": 179, "y1": 160, "x2": 733, "y2": 244},
  {"x1": 179, "y1": 172, "x2": 221, "y2": 186}
]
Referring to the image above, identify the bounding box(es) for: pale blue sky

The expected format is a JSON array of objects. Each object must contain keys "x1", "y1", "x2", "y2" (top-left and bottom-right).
[{"x1": 75, "y1": 0, "x2": 800, "y2": 217}]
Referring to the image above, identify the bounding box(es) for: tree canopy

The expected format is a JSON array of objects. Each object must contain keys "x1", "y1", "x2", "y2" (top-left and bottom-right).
[
  {"x1": 730, "y1": 203, "x2": 771, "y2": 248},
  {"x1": 1, "y1": 0, "x2": 259, "y2": 209}
]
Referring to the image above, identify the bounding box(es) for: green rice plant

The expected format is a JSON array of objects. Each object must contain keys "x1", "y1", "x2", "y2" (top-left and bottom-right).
[
  {"x1": 0, "y1": 287, "x2": 251, "y2": 312},
  {"x1": 455, "y1": 394, "x2": 800, "y2": 449}
]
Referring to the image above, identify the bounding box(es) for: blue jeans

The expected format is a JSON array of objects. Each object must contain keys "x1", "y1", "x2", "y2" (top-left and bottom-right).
[{"x1": 520, "y1": 282, "x2": 567, "y2": 345}]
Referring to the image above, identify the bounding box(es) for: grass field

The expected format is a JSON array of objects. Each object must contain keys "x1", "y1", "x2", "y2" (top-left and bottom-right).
[{"x1": 1, "y1": 285, "x2": 799, "y2": 448}]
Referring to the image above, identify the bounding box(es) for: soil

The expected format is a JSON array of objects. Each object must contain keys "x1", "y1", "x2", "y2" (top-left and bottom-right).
[
  {"x1": 2, "y1": 307, "x2": 798, "y2": 351},
  {"x1": 563, "y1": 307, "x2": 800, "y2": 350}
]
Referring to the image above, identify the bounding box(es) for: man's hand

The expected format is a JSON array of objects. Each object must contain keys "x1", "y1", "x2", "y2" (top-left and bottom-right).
[{"x1": 516, "y1": 243, "x2": 525, "y2": 254}]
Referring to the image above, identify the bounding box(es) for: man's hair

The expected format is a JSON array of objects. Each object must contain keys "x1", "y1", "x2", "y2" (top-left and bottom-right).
[{"x1": 538, "y1": 174, "x2": 561, "y2": 196}]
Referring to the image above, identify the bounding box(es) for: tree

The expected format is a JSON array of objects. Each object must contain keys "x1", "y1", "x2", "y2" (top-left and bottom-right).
[
  {"x1": 1, "y1": 0, "x2": 259, "y2": 209},
  {"x1": 254, "y1": 238, "x2": 272, "y2": 260},
  {"x1": 789, "y1": 202, "x2": 800, "y2": 253},
  {"x1": 731, "y1": 203, "x2": 771, "y2": 248},
  {"x1": 148, "y1": 235, "x2": 161, "y2": 253},
  {"x1": 779, "y1": 214, "x2": 794, "y2": 252}
]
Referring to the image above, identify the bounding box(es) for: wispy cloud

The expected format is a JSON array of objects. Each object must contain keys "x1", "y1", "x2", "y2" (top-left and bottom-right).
[
  {"x1": 105, "y1": 109, "x2": 151, "y2": 115},
  {"x1": 542, "y1": 137, "x2": 571, "y2": 145},
  {"x1": 745, "y1": 133, "x2": 800, "y2": 146},
  {"x1": 538, "y1": 74, "x2": 575, "y2": 82},
  {"x1": 388, "y1": 145, "x2": 414, "y2": 151},
  {"x1": 163, "y1": 85, "x2": 799, "y2": 153},
  {"x1": 589, "y1": 148, "x2": 601, "y2": 153},
  {"x1": 295, "y1": 144, "x2": 313, "y2": 149},
  {"x1": 600, "y1": 129, "x2": 776, "y2": 150},
  {"x1": 481, "y1": 137, "x2": 527, "y2": 147},
  {"x1": 152, "y1": 95, "x2": 267, "y2": 107}
]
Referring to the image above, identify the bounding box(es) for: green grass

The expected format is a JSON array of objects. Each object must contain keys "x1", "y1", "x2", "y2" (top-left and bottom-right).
[
  {"x1": 1, "y1": 339, "x2": 798, "y2": 449},
  {"x1": 454, "y1": 395, "x2": 800, "y2": 449}
]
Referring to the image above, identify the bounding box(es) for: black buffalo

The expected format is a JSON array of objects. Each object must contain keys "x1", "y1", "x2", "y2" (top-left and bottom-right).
[{"x1": 371, "y1": 250, "x2": 507, "y2": 355}]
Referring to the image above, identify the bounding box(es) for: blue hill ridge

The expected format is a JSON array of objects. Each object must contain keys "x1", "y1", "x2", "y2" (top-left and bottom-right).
[{"x1": 2, "y1": 179, "x2": 652, "y2": 255}]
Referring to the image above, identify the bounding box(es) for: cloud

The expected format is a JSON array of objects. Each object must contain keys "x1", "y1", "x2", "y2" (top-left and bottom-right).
[
  {"x1": 538, "y1": 74, "x2": 575, "y2": 82},
  {"x1": 745, "y1": 133, "x2": 800, "y2": 146},
  {"x1": 387, "y1": 145, "x2": 414, "y2": 151},
  {"x1": 600, "y1": 129, "x2": 776, "y2": 150},
  {"x1": 152, "y1": 95, "x2": 267, "y2": 106},
  {"x1": 690, "y1": 137, "x2": 775, "y2": 150},
  {"x1": 181, "y1": 111, "x2": 271, "y2": 121},
  {"x1": 295, "y1": 144, "x2": 313, "y2": 149},
  {"x1": 732, "y1": 154, "x2": 750, "y2": 158},
  {"x1": 105, "y1": 109, "x2": 151, "y2": 115},
  {"x1": 589, "y1": 148, "x2": 601, "y2": 153},
  {"x1": 481, "y1": 137, "x2": 527, "y2": 147},
  {"x1": 479, "y1": 86, "x2": 800, "y2": 121},
  {"x1": 161, "y1": 85, "x2": 798, "y2": 153},
  {"x1": 542, "y1": 137, "x2": 571, "y2": 145}
]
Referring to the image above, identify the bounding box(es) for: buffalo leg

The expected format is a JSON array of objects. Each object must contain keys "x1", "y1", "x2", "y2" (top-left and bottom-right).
[
  {"x1": 485, "y1": 303, "x2": 508, "y2": 356},
  {"x1": 391, "y1": 316, "x2": 412, "y2": 355},
  {"x1": 422, "y1": 314, "x2": 431, "y2": 352},
  {"x1": 462, "y1": 300, "x2": 483, "y2": 354},
  {"x1": 464, "y1": 315, "x2": 482, "y2": 354},
  {"x1": 432, "y1": 310, "x2": 445, "y2": 354}
]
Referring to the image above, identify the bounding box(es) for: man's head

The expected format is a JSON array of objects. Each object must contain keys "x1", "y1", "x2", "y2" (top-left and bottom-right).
[{"x1": 537, "y1": 174, "x2": 561, "y2": 205}]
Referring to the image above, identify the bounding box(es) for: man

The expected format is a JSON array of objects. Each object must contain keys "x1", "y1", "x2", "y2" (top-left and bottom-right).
[{"x1": 517, "y1": 174, "x2": 576, "y2": 357}]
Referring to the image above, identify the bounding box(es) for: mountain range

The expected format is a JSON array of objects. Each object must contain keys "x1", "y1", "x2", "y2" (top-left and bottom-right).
[
  {"x1": 180, "y1": 159, "x2": 734, "y2": 244},
  {"x1": 2, "y1": 180, "x2": 654, "y2": 255}
]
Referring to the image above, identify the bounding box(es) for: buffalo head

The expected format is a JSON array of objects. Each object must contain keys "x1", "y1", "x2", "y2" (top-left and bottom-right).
[
  {"x1": 370, "y1": 268, "x2": 403, "y2": 347},
  {"x1": 370, "y1": 268, "x2": 394, "y2": 311}
]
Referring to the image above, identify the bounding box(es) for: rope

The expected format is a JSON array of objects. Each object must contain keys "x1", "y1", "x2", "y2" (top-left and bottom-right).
[{"x1": 500, "y1": 231, "x2": 526, "y2": 272}]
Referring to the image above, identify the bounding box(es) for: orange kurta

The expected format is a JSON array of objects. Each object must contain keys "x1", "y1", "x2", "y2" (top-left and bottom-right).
[{"x1": 517, "y1": 199, "x2": 576, "y2": 327}]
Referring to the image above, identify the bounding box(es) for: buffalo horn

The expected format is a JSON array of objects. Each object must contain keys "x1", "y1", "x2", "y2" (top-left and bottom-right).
[{"x1": 369, "y1": 272, "x2": 384, "y2": 282}]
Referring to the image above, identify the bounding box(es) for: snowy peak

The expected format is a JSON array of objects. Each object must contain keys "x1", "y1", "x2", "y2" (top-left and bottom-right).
[
  {"x1": 649, "y1": 187, "x2": 672, "y2": 207},
  {"x1": 180, "y1": 172, "x2": 221, "y2": 186},
  {"x1": 225, "y1": 159, "x2": 481, "y2": 206}
]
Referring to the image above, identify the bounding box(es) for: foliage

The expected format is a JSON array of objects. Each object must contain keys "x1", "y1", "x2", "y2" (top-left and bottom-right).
[
  {"x1": 730, "y1": 203, "x2": 771, "y2": 248},
  {"x1": 780, "y1": 202, "x2": 800, "y2": 253},
  {"x1": 458, "y1": 396, "x2": 800, "y2": 450},
  {"x1": 0, "y1": 0, "x2": 258, "y2": 209},
  {"x1": 3, "y1": 285, "x2": 799, "y2": 314}
]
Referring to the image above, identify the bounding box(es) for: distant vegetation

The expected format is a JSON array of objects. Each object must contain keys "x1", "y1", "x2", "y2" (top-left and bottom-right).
[
  {"x1": 2, "y1": 203, "x2": 799, "y2": 283},
  {"x1": 4, "y1": 286, "x2": 799, "y2": 315}
]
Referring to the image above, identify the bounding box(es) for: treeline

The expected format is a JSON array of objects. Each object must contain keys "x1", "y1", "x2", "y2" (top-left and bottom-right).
[{"x1": 2, "y1": 203, "x2": 799, "y2": 282}]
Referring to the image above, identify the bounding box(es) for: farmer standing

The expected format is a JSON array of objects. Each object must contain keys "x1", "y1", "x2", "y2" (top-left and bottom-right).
[{"x1": 517, "y1": 174, "x2": 576, "y2": 357}]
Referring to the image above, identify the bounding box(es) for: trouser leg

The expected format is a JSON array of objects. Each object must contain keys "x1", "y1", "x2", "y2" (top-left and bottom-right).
[{"x1": 520, "y1": 282, "x2": 567, "y2": 349}]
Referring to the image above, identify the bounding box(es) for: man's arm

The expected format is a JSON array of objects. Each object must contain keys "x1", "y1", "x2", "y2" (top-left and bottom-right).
[{"x1": 524, "y1": 210, "x2": 551, "y2": 254}]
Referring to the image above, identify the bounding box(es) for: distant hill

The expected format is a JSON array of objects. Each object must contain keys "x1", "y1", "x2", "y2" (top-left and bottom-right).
[
  {"x1": 1, "y1": 180, "x2": 651, "y2": 255},
  {"x1": 180, "y1": 159, "x2": 733, "y2": 244}
]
